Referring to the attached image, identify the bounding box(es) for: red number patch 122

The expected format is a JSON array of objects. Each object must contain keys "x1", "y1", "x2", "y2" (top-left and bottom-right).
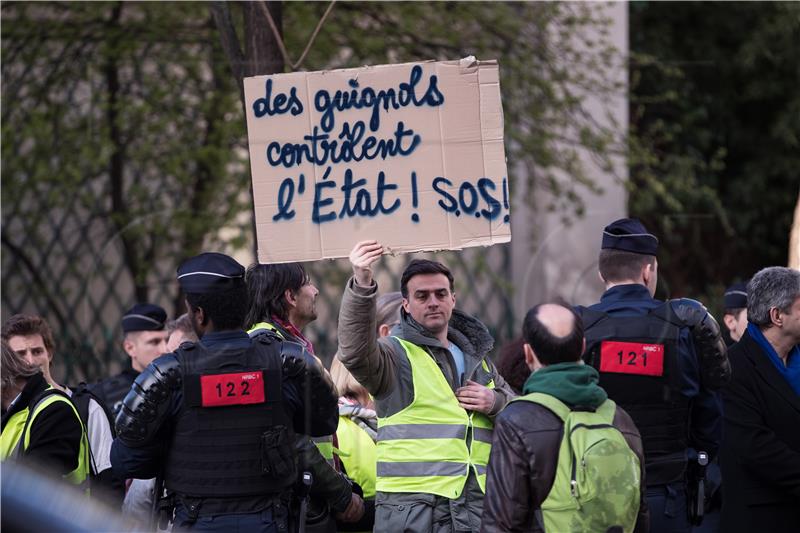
[{"x1": 200, "y1": 371, "x2": 265, "y2": 407}]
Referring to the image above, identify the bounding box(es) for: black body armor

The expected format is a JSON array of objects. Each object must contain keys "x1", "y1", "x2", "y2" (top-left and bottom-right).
[
  {"x1": 579, "y1": 303, "x2": 691, "y2": 485},
  {"x1": 164, "y1": 335, "x2": 296, "y2": 498}
]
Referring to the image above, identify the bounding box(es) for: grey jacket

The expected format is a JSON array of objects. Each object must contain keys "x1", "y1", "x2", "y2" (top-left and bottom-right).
[{"x1": 337, "y1": 276, "x2": 515, "y2": 532}]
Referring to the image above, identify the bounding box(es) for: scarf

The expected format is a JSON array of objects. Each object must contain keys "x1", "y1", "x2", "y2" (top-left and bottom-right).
[
  {"x1": 747, "y1": 322, "x2": 800, "y2": 397},
  {"x1": 272, "y1": 315, "x2": 315, "y2": 355}
]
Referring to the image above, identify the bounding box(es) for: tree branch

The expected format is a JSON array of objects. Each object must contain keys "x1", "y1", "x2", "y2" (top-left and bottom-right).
[
  {"x1": 256, "y1": 0, "x2": 292, "y2": 68},
  {"x1": 293, "y1": 1, "x2": 337, "y2": 70}
]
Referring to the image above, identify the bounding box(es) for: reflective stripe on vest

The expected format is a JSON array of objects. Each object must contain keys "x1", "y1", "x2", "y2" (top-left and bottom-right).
[
  {"x1": 376, "y1": 338, "x2": 494, "y2": 498},
  {"x1": 336, "y1": 415, "x2": 377, "y2": 499},
  {"x1": 0, "y1": 388, "x2": 90, "y2": 488}
]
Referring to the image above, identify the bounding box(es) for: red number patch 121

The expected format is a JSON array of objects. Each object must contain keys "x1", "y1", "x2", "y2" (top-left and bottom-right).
[
  {"x1": 599, "y1": 341, "x2": 664, "y2": 377},
  {"x1": 200, "y1": 371, "x2": 265, "y2": 407}
]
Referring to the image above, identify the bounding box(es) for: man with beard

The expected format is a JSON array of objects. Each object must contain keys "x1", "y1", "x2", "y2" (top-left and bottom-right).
[{"x1": 245, "y1": 263, "x2": 365, "y2": 531}]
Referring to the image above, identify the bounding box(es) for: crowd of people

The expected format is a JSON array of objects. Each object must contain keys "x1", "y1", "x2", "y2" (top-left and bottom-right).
[{"x1": 1, "y1": 217, "x2": 799, "y2": 533}]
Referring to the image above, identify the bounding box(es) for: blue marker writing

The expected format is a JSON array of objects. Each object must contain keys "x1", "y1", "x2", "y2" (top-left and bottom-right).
[
  {"x1": 411, "y1": 171, "x2": 420, "y2": 222},
  {"x1": 265, "y1": 121, "x2": 420, "y2": 169},
  {"x1": 252, "y1": 79, "x2": 303, "y2": 118},
  {"x1": 314, "y1": 65, "x2": 445, "y2": 133},
  {"x1": 502, "y1": 177, "x2": 510, "y2": 223},
  {"x1": 312, "y1": 167, "x2": 337, "y2": 224}
]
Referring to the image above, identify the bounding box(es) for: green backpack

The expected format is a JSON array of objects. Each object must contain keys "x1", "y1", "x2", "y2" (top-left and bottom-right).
[{"x1": 514, "y1": 393, "x2": 641, "y2": 533}]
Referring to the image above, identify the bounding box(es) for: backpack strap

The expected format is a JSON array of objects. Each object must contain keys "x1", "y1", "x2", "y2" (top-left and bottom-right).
[
  {"x1": 72, "y1": 382, "x2": 116, "y2": 437},
  {"x1": 70, "y1": 385, "x2": 92, "y2": 432},
  {"x1": 14, "y1": 388, "x2": 74, "y2": 458},
  {"x1": 70, "y1": 382, "x2": 120, "y2": 477},
  {"x1": 512, "y1": 392, "x2": 571, "y2": 422}
]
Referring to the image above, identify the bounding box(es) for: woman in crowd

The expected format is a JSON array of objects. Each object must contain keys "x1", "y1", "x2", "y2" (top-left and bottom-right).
[{"x1": 331, "y1": 291, "x2": 402, "y2": 532}]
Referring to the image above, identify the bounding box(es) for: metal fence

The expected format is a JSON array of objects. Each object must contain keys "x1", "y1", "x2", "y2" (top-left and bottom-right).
[{"x1": 1, "y1": 196, "x2": 515, "y2": 382}]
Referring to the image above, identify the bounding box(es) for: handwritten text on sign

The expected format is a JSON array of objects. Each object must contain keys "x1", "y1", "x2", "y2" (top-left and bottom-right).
[{"x1": 244, "y1": 59, "x2": 511, "y2": 263}]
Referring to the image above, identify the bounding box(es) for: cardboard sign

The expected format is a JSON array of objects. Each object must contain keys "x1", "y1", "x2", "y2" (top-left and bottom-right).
[{"x1": 244, "y1": 58, "x2": 511, "y2": 263}]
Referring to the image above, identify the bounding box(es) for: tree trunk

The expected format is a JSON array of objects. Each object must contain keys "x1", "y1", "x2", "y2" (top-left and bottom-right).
[
  {"x1": 212, "y1": 1, "x2": 286, "y2": 260},
  {"x1": 242, "y1": 1, "x2": 285, "y2": 77}
]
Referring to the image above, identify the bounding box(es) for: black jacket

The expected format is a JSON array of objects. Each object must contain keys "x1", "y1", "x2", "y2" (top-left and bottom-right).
[
  {"x1": 1, "y1": 373, "x2": 82, "y2": 478},
  {"x1": 92, "y1": 367, "x2": 138, "y2": 418},
  {"x1": 720, "y1": 330, "x2": 800, "y2": 533},
  {"x1": 251, "y1": 323, "x2": 355, "y2": 516}
]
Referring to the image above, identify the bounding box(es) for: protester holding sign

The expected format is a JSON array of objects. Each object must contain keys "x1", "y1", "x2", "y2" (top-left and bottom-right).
[{"x1": 337, "y1": 240, "x2": 515, "y2": 532}]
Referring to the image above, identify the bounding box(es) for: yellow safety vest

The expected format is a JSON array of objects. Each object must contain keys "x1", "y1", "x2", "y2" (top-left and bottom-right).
[
  {"x1": 336, "y1": 415, "x2": 377, "y2": 499},
  {"x1": 1, "y1": 387, "x2": 90, "y2": 488},
  {"x1": 376, "y1": 337, "x2": 495, "y2": 498},
  {"x1": 248, "y1": 321, "x2": 284, "y2": 339}
]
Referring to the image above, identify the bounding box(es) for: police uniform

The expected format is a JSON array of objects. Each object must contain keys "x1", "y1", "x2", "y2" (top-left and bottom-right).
[
  {"x1": 723, "y1": 283, "x2": 747, "y2": 311},
  {"x1": 578, "y1": 218, "x2": 730, "y2": 533},
  {"x1": 722, "y1": 282, "x2": 748, "y2": 346},
  {"x1": 93, "y1": 304, "x2": 168, "y2": 418},
  {"x1": 110, "y1": 253, "x2": 339, "y2": 532},
  {"x1": 693, "y1": 282, "x2": 748, "y2": 533}
]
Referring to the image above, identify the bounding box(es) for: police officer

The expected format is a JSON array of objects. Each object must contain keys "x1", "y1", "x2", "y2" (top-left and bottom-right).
[
  {"x1": 722, "y1": 282, "x2": 748, "y2": 345},
  {"x1": 110, "y1": 252, "x2": 339, "y2": 532},
  {"x1": 94, "y1": 303, "x2": 169, "y2": 417},
  {"x1": 577, "y1": 218, "x2": 730, "y2": 533}
]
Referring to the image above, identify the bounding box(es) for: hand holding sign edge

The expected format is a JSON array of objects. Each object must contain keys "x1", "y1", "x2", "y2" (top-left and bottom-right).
[{"x1": 349, "y1": 240, "x2": 384, "y2": 287}]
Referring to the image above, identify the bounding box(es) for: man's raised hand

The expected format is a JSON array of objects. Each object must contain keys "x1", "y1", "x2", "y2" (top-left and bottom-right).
[{"x1": 349, "y1": 240, "x2": 384, "y2": 287}]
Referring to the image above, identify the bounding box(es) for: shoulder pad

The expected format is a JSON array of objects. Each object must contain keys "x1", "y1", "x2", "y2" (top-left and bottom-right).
[
  {"x1": 116, "y1": 354, "x2": 181, "y2": 445},
  {"x1": 668, "y1": 299, "x2": 730, "y2": 389},
  {"x1": 149, "y1": 353, "x2": 181, "y2": 376},
  {"x1": 178, "y1": 340, "x2": 197, "y2": 351},
  {"x1": 253, "y1": 330, "x2": 281, "y2": 345},
  {"x1": 280, "y1": 339, "x2": 306, "y2": 360},
  {"x1": 668, "y1": 298, "x2": 709, "y2": 328},
  {"x1": 574, "y1": 306, "x2": 608, "y2": 330}
]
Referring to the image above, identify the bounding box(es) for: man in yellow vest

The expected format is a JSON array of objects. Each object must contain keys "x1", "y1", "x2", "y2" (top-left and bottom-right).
[
  {"x1": 3, "y1": 313, "x2": 121, "y2": 503},
  {"x1": 338, "y1": 240, "x2": 516, "y2": 532},
  {"x1": 244, "y1": 262, "x2": 365, "y2": 530},
  {"x1": 1, "y1": 339, "x2": 89, "y2": 488}
]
